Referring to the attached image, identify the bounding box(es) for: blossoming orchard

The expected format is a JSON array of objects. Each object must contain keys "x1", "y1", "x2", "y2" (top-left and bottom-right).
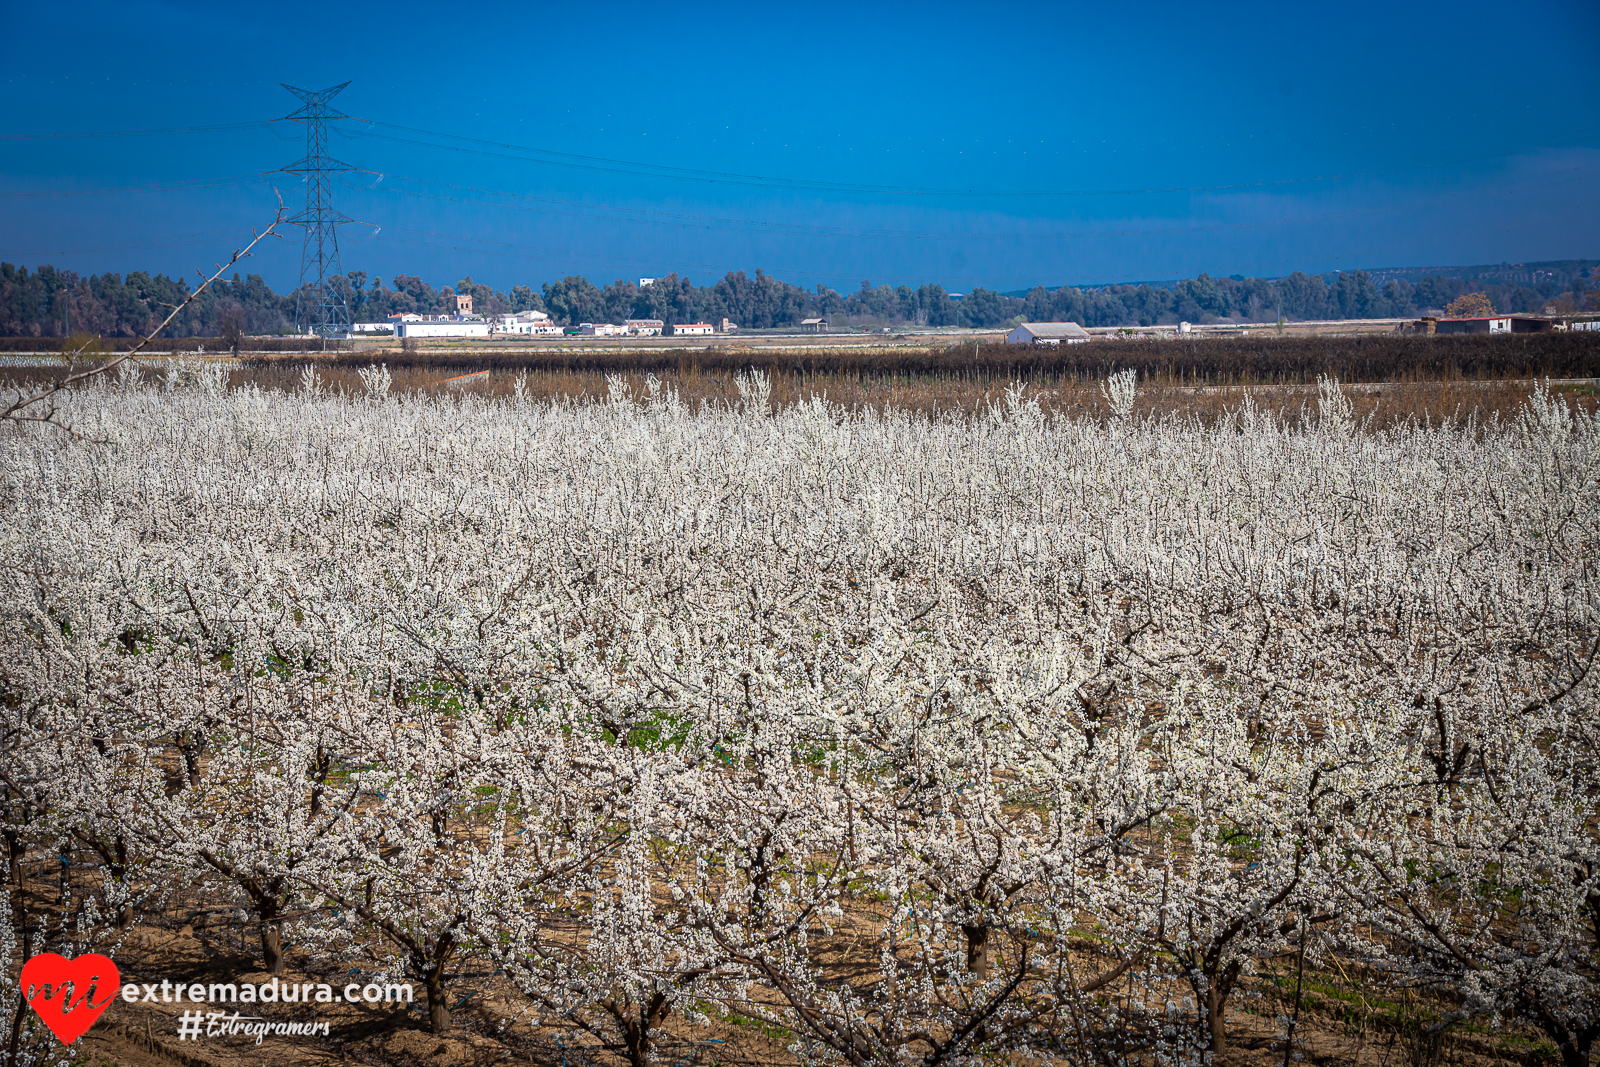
[{"x1": 1, "y1": 364, "x2": 1596, "y2": 1066}]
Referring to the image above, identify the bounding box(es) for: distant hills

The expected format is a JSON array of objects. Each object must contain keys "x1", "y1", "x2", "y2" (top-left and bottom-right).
[{"x1": 1357, "y1": 259, "x2": 1597, "y2": 288}]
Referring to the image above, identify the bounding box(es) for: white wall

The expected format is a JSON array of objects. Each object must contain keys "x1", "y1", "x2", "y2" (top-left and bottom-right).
[{"x1": 398, "y1": 321, "x2": 490, "y2": 338}]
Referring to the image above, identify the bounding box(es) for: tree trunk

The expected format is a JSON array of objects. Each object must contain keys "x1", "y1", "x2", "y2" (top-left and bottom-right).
[
  {"x1": 259, "y1": 922, "x2": 283, "y2": 973},
  {"x1": 425, "y1": 975, "x2": 450, "y2": 1034},
  {"x1": 1534, "y1": 1017, "x2": 1594, "y2": 1067},
  {"x1": 256, "y1": 895, "x2": 284, "y2": 972},
  {"x1": 3, "y1": 831, "x2": 19, "y2": 887},
  {"x1": 109, "y1": 866, "x2": 132, "y2": 929},
  {"x1": 110, "y1": 838, "x2": 131, "y2": 928},
  {"x1": 963, "y1": 924, "x2": 990, "y2": 978},
  {"x1": 246, "y1": 881, "x2": 288, "y2": 973},
  {"x1": 962, "y1": 924, "x2": 993, "y2": 1047},
  {"x1": 1205, "y1": 984, "x2": 1228, "y2": 1060},
  {"x1": 622, "y1": 1017, "x2": 648, "y2": 1067},
  {"x1": 1554, "y1": 1031, "x2": 1591, "y2": 1067},
  {"x1": 609, "y1": 992, "x2": 667, "y2": 1067}
]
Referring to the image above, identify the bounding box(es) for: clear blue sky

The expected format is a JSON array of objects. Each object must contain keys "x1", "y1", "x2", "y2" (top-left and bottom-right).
[{"x1": 3, "y1": 0, "x2": 1596, "y2": 294}]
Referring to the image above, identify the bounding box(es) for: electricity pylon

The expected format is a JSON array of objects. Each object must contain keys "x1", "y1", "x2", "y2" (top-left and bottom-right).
[{"x1": 281, "y1": 82, "x2": 354, "y2": 338}]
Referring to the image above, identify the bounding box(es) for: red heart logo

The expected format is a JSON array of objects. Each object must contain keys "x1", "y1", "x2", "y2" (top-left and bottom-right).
[{"x1": 20, "y1": 953, "x2": 120, "y2": 1045}]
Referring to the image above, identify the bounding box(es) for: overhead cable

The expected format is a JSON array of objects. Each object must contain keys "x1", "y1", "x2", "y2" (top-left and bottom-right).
[
  {"x1": 0, "y1": 228, "x2": 262, "y2": 258},
  {"x1": 0, "y1": 173, "x2": 281, "y2": 198},
  {"x1": 348, "y1": 166, "x2": 1595, "y2": 243},
  {"x1": 0, "y1": 119, "x2": 292, "y2": 140},
  {"x1": 344, "y1": 116, "x2": 1596, "y2": 198}
]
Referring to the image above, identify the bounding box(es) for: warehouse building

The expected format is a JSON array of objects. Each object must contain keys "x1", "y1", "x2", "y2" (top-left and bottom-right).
[
  {"x1": 394, "y1": 316, "x2": 489, "y2": 339},
  {"x1": 1433, "y1": 315, "x2": 1555, "y2": 335},
  {"x1": 1005, "y1": 322, "x2": 1091, "y2": 345}
]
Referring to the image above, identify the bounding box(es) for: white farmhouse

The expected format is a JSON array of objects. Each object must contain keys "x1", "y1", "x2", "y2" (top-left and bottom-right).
[
  {"x1": 497, "y1": 311, "x2": 559, "y2": 335},
  {"x1": 1005, "y1": 322, "x2": 1091, "y2": 345},
  {"x1": 625, "y1": 319, "x2": 664, "y2": 336},
  {"x1": 673, "y1": 323, "x2": 714, "y2": 336},
  {"x1": 579, "y1": 323, "x2": 624, "y2": 337}
]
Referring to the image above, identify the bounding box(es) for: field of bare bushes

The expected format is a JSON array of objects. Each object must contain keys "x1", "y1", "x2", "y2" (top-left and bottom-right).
[{"x1": 0, "y1": 365, "x2": 1596, "y2": 1067}]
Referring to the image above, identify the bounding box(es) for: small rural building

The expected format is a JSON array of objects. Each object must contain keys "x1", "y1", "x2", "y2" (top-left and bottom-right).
[
  {"x1": 395, "y1": 317, "x2": 489, "y2": 339},
  {"x1": 674, "y1": 323, "x2": 714, "y2": 336},
  {"x1": 1006, "y1": 322, "x2": 1091, "y2": 345},
  {"x1": 498, "y1": 311, "x2": 559, "y2": 335},
  {"x1": 1434, "y1": 315, "x2": 1555, "y2": 335},
  {"x1": 625, "y1": 319, "x2": 665, "y2": 336},
  {"x1": 800, "y1": 318, "x2": 829, "y2": 333},
  {"x1": 718, "y1": 318, "x2": 738, "y2": 332},
  {"x1": 579, "y1": 323, "x2": 624, "y2": 337}
]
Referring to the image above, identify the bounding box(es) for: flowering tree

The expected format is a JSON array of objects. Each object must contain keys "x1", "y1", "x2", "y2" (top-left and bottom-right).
[{"x1": 0, "y1": 367, "x2": 1594, "y2": 1065}]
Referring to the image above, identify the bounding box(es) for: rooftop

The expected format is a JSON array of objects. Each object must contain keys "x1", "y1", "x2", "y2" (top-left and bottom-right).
[{"x1": 1015, "y1": 322, "x2": 1090, "y2": 338}]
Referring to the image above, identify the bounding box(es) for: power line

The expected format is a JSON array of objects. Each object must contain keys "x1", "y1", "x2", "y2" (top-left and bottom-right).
[
  {"x1": 364, "y1": 219, "x2": 1596, "y2": 290},
  {"x1": 349, "y1": 166, "x2": 1595, "y2": 243},
  {"x1": 2, "y1": 109, "x2": 1590, "y2": 198},
  {"x1": 0, "y1": 228, "x2": 261, "y2": 258},
  {"x1": 0, "y1": 173, "x2": 280, "y2": 198},
  {"x1": 0, "y1": 120, "x2": 290, "y2": 139},
  {"x1": 343, "y1": 116, "x2": 1596, "y2": 198}
]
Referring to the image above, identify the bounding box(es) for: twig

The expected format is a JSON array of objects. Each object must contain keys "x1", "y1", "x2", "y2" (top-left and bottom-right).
[{"x1": 0, "y1": 193, "x2": 286, "y2": 437}]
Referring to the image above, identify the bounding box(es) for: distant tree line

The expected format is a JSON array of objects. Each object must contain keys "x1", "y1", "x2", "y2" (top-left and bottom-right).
[
  {"x1": 2, "y1": 259, "x2": 1592, "y2": 338},
  {"x1": 0, "y1": 263, "x2": 292, "y2": 339}
]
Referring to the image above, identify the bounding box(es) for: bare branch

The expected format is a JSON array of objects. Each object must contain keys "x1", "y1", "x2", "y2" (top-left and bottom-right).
[{"x1": 1, "y1": 191, "x2": 287, "y2": 435}]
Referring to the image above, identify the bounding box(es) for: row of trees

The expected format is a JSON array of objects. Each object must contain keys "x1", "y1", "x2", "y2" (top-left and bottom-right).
[
  {"x1": 0, "y1": 264, "x2": 290, "y2": 340},
  {"x1": 2, "y1": 372, "x2": 1595, "y2": 1065},
  {"x1": 2, "y1": 259, "x2": 1592, "y2": 337}
]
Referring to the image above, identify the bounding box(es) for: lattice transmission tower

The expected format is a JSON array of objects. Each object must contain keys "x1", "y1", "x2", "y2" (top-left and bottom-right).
[{"x1": 281, "y1": 82, "x2": 354, "y2": 337}]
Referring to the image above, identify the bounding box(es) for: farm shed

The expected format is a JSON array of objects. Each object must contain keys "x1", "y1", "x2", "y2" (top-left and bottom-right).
[
  {"x1": 800, "y1": 318, "x2": 829, "y2": 333},
  {"x1": 1006, "y1": 322, "x2": 1091, "y2": 345},
  {"x1": 1434, "y1": 315, "x2": 1555, "y2": 335}
]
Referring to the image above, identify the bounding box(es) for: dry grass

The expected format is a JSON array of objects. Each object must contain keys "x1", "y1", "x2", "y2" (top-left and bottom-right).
[
  {"x1": 234, "y1": 364, "x2": 1600, "y2": 429},
  {"x1": 4, "y1": 334, "x2": 1596, "y2": 430},
  {"x1": 4, "y1": 360, "x2": 1593, "y2": 430},
  {"x1": 303, "y1": 333, "x2": 1600, "y2": 383}
]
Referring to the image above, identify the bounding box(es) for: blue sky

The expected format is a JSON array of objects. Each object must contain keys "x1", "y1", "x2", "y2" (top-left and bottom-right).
[{"x1": 3, "y1": 0, "x2": 1596, "y2": 294}]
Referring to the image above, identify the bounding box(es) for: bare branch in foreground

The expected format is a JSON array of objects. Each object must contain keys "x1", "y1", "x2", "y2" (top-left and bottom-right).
[{"x1": 1, "y1": 193, "x2": 286, "y2": 437}]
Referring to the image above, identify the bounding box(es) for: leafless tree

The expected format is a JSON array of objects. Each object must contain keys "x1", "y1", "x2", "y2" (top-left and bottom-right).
[{"x1": 216, "y1": 302, "x2": 248, "y2": 357}]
